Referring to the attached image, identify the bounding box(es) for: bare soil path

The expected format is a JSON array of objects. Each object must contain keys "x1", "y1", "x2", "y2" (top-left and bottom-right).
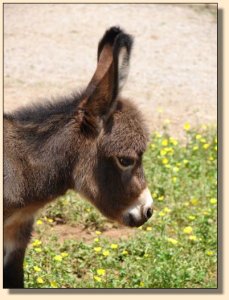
[{"x1": 4, "y1": 4, "x2": 217, "y2": 138}]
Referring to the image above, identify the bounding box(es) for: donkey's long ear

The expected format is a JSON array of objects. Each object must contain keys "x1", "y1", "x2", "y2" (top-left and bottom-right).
[{"x1": 80, "y1": 27, "x2": 133, "y2": 135}]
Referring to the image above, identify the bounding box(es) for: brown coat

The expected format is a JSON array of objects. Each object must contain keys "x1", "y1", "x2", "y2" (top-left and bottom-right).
[{"x1": 3, "y1": 27, "x2": 153, "y2": 288}]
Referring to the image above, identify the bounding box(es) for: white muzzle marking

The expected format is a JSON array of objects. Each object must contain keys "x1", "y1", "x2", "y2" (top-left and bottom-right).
[{"x1": 123, "y1": 187, "x2": 153, "y2": 226}]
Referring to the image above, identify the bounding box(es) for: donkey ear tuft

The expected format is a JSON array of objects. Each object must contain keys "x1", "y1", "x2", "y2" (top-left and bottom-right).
[
  {"x1": 81, "y1": 27, "x2": 133, "y2": 136},
  {"x1": 97, "y1": 26, "x2": 123, "y2": 61},
  {"x1": 97, "y1": 27, "x2": 133, "y2": 97}
]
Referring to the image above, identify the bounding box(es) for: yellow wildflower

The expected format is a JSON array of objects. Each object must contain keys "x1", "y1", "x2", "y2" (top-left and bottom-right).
[
  {"x1": 122, "y1": 250, "x2": 128, "y2": 255},
  {"x1": 168, "y1": 149, "x2": 174, "y2": 156},
  {"x1": 94, "y1": 238, "x2": 99, "y2": 242},
  {"x1": 159, "y1": 211, "x2": 165, "y2": 217},
  {"x1": 50, "y1": 281, "x2": 58, "y2": 288},
  {"x1": 188, "y1": 215, "x2": 196, "y2": 221},
  {"x1": 206, "y1": 251, "x2": 214, "y2": 256},
  {"x1": 47, "y1": 218, "x2": 53, "y2": 223},
  {"x1": 192, "y1": 146, "x2": 199, "y2": 151},
  {"x1": 189, "y1": 235, "x2": 197, "y2": 241},
  {"x1": 32, "y1": 239, "x2": 42, "y2": 247},
  {"x1": 203, "y1": 144, "x2": 210, "y2": 149},
  {"x1": 37, "y1": 277, "x2": 44, "y2": 284},
  {"x1": 151, "y1": 144, "x2": 156, "y2": 150},
  {"x1": 164, "y1": 147, "x2": 174, "y2": 155},
  {"x1": 183, "y1": 159, "x2": 189, "y2": 164},
  {"x1": 34, "y1": 248, "x2": 42, "y2": 253},
  {"x1": 53, "y1": 255, "x2": 62, "y2": 262},
  {"x1": 86, "y1": 208, "x2": 91, "y2": 212},
  {"x1": 95, "y1": 231, "x2": 102, "y2": 235},
  {"x1": 190, "y1": 198, "x2": 199, "y2": 206},
  {"x1": 97, "y1": 269, "x2": 106, "y2": 276},
  {"x1": 94, "y1": 276, "x2": 102, "y2": 282},
  {"x1": 169, "y1": 137, "x2": 178, "y2": 146},
  {"x1": 158, "y1": 195, "x2": 164, "y2": 201},
  {"x1": 173, "y1": 167, "x2": 179, "y2": 173},
  {"x1": 33, "y1": 266, "x2": 41, "y2": 272},
  {"x1": 210, "y1": 198, "x2": 217, "y2": 205},
  {"x1": 160, "y1": 149, "x2": 167, "y2": 156},
  {"x1": 61, "y1": 252, "x2": 69, "y2": 257},
  {"x1": 146, "y1": 226, "x2": 152, "y2": 231},
  {"x1": 172, "y1": 176, "x2": 177, "y2": 183},
  {"x1": 140, "y1": 281, "x2": 145, "y2": 287},
  {"x1": 200, "y1": 138, "x2": 206, "y2": 143},
  {"x1": 94, "y1": 247, "x2": 102, "y2": 253},
  {"x1": 184, "y1": 122, "x2": 190, "y2": 131},
  {"x1": 214, "y1": 146, "x2": 217, "y2": 151},
  {"x1": 162, "y1": 158, "x2": 169, "y2": 165},
  {"x1": 111, "y1": 244, "x2": 118, "y2": 249},
  {"x1": 163, "y1": 207, "x2": 171, "y2": 213},
  {"x1": 167, "y1": 238, "x2": 178, "y2": 245},
  {"x1": 183, "y1": 226, "x2": 193, "y2": 234},
  {"x1": 103, "y1": 250, "x2": 110, "y2": 256},
  {"x1": 195, "y1": 134, "x2": 202, "y2": 140},
  {"x1": 162, "y1": 139, "x2": 168, "y2": 146},
  {"x1": 36, "y1": 219, "x2": 43, "y2": 225}
]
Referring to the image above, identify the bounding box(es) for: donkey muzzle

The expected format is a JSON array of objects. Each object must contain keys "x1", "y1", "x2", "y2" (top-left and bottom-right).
[{"x1": 123, "y1": 187, "x2": 154, "y2": 227}]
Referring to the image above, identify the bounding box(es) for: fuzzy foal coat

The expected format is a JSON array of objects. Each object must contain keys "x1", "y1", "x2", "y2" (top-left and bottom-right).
[{"x1": 3, "y1": 27, "x2": 151, "y2": 288}]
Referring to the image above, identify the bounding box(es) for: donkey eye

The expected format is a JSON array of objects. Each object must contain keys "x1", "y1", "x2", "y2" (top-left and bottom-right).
[{"x1": 116, "y1": 157, "x2": 136, "y2": 169}]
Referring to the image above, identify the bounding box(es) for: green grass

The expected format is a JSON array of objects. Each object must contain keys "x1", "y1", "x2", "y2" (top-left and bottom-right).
[{"x1": 24, "y1": 124, "x2": 217, "y2": 288}]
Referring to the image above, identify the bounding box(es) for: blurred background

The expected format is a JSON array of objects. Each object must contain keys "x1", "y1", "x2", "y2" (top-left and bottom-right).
[
  {"x1": 3, "y1": 4, "x2": 218, "y2": 288},
  {"x1": 4, "y1": 3, "x2": 217, "y2": 137}
]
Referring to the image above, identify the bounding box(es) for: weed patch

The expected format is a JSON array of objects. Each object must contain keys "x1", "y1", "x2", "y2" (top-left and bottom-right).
[{"x1": 24, "y1": 125, "x2": 217, "y2": 288}]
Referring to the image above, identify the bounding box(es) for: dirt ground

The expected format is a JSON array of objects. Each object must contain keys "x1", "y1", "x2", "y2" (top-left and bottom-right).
[
  {"x1": 33, "y1": 223, "x2": 136, "y2": 243},
  {"x1": 4, "y1": 3, "x2": 217, "y2": 138}
]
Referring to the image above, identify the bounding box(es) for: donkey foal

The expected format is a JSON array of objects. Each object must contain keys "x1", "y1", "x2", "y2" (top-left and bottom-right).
[{"x1": 3, "y1": 27, "x2": 153, "y2": 288}]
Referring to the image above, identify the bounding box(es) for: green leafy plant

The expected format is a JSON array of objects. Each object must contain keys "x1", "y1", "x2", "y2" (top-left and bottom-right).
[{"x1": 24, "y1": 124, "x2": 217, "y2": 288}]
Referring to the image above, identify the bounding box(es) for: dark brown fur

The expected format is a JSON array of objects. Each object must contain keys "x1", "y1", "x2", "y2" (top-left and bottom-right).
[{"x1": 3, "y1": 27, "x2": 151, "y2": 288}]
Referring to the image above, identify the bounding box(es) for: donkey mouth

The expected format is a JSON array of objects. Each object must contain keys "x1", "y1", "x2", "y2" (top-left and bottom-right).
[
  {"x1": 122, "y1": 187, "x2": 154, "y2": 227},
  {"x1": 123, "y1": 213, "x2": 142, "y2": 227},
  {"x1": 123, "y1": 207, "x2": 153, "y2": 228}
]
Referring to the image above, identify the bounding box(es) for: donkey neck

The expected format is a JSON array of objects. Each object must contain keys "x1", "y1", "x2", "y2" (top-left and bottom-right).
[{"x1": 4, "y1": 96, "x2": 85, "y2": 204}]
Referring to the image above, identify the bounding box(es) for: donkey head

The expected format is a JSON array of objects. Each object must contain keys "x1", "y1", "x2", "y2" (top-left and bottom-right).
[{"x1": 75, "y1": 27, "x2": 153, "y2": 227}]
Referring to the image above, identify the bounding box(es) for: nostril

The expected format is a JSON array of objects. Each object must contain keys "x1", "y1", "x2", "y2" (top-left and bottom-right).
[{"x1": 146, "y1": 208, "x2": 153, "y2": 219}]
